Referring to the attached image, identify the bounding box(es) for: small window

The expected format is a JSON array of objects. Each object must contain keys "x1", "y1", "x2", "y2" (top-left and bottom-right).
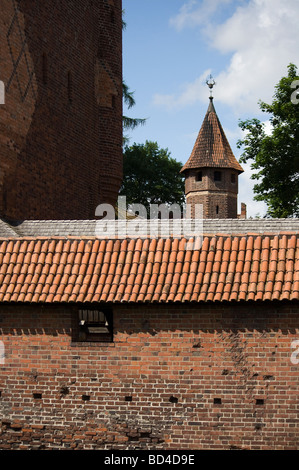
[
  {"x1": 42, "y1": 53, "x2": 48, "y2": 86},
  {"x1": 216, "y1": 205, "x2": 219, "y2": 215},
  {"x1": 67, "y1": 71, "x2": 73, "y2": 103},
  {"x1": 231, "y1": 173, "x2": 236, "y2": 184},
  {"x1": 214, "y1": 171, "x2": 222, "y2": 182},
  {"x1": 111, "y1": 7, "x2": 115, "y2": 23},
  {"x1": 78, "y1": 309, "x2": 113, "y2": 342},
  {"x1": 256, "y1": 398, "x2": 264, "y2": 406},
  {"x1": 196, "y1": 171, "x2": 202, "y2": 182},
  {"x1": 0, "y1": 81, "x2": 5, "y2": 104}
]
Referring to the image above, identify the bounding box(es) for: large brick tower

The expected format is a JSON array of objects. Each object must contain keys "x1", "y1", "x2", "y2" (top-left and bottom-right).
[
  {"x1": 181, "y1": 78, "x2": 244, "y2": 219},
  {"x1": 0, "y1": 0, "x2": 123, "y2": 221}
]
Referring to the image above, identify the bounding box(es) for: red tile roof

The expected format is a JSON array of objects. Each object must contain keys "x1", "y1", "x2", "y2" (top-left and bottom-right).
[
  {"x1": 181, "y1": 98, "x2": 244, "y2": 174},
  {"x1": 0, "y1": 234, "x2": 298, "y2": 303}
]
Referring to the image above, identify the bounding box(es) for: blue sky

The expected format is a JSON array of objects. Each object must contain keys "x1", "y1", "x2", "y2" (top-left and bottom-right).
[{"x1": 123, "y1": 0, "x2": 299, "y2": 217}]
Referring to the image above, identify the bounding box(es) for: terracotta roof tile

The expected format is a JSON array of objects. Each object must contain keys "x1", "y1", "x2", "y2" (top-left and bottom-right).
[
  {"x1": 0, "y1": 234, "x2": 297, "y2": 304},
  {"x1": 181, "y1": 98, "x2": 244, "y2": 174}
]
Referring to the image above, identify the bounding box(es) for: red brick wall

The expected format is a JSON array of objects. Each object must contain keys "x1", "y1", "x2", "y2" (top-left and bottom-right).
[
  {"x1": 0, "y1": 0, "x2": 123, "y2": 220},
  {"x1": 0, "y1": 302, "x2": 298, "y2": 450},
  {"x1": 185, "y1": 169, "x2": 239, "y2": 219}
]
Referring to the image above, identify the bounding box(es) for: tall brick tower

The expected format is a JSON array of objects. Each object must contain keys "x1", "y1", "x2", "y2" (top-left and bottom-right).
[
  {"x1": 181, "y1": 77, "x2": 244, "y2": 219},
  {"x1": 0, "y1": 0, "x2": 123, "y2": 221}
]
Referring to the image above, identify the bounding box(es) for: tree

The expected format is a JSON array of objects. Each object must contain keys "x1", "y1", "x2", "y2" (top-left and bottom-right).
[
  {"x1": 122, "y1": 11, "x2": 146, "y2": 143},
  {"x1": 123, "y1": 81, "x2": 146, "y2": 142},
  {"x1": 237, "y1": 63, "x2": 299, "y2": 218},
  {"x1": 120, "y1": 141, "x2": 185, "y2": 216}
]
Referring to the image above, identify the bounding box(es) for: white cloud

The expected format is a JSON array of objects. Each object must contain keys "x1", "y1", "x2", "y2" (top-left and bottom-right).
[
  {"x1": 153, "y1": 70, "x2": 211, "y2": 110},
  {"x1": 211, "y1": 0, "x2": 299, "y2": 112},
  {"x1": 162, "y1": 0, "x2": 299, "y2": 114},
  {"x1": 163, "y1": 0, "x2": 298, "y2": 217},
  {"x1": 170, "y1": 0, "x2": 236, "y2": 31},
  {"x1": 263, "y1": 120, "x2": 273, "y2": 136},
  {"x1": 223, "y1": 125, "x2": 244, "y2": 143},
  {"x1": 238, "y1": 161, "x2": 268, "y2": 218}
]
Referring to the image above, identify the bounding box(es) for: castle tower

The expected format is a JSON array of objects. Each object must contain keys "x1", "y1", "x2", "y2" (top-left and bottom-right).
[
  {"x1": 181, "y1": 77, "x2": 244, "y2": 219},
  {"x1": 0, "y1": 0, "x2": 123, "y2": 221}
]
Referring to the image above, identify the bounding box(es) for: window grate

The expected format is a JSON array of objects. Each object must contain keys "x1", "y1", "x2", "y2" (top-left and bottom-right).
[{"x1": 78, "y1": 309, "x2": 113, "y2": 342}]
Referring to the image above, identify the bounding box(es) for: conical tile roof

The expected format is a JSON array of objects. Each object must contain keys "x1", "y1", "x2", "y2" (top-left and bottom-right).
[{"x1": 181, "y1": 98, "x2": 244, "y2": 173}]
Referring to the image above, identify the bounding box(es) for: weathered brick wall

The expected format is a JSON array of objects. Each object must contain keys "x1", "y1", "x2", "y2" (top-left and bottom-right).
[
  {"x1": 0, "y1": 0, "x2": 123, "y2": 221},
  {"x1": 0, "y1": 302, "x2": 298, "y2": 450}
]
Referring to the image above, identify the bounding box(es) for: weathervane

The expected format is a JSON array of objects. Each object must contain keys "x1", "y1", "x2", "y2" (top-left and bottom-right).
[{"x1": 206, "y1": 74, "x2": 216, "y2": 99}]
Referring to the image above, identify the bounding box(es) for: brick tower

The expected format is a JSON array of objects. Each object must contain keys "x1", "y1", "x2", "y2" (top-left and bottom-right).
[
  {"x1": 0, "y1": 0, "x2": 123, "y2": 221},
  {"x1": 181, "y1": 77, "x2": 244, "y2": 219}
]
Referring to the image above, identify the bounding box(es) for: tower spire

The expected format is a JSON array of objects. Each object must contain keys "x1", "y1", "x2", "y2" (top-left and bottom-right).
[
  {"x1": 206, "y1": 74, "x2": 216, "y2": 100},
  {"x1": 181, "y1": 73, "x2": 244, "y2": 219}
]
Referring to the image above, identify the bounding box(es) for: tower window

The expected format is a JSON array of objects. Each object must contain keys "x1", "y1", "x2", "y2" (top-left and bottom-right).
[
  {"x1": 67, "y1": 71, "x2": 73, "y2": 103},
  {"x1": 111, "y1": 7, "x2": 116, "y2": 23},
  {"x1": 42, "y1": 53, "x2": 48, "y2": 86},
  {"x1": 216, "y1": 205, "x2": 219, "y2": 215},
  {"x1": 196, "y1": 171, "x2": 202, "y2": 182},
  {"x1": 214, "y1": 171, "x2": 222, "y2": 182},
  {"x1": 231, "y1": 173, "x2": 236, "y2": 184}
]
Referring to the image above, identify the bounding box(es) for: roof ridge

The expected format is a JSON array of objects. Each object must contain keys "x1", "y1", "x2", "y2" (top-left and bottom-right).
[{"x1": 0, "y1": 233, "x2": 298, "y2": 242}]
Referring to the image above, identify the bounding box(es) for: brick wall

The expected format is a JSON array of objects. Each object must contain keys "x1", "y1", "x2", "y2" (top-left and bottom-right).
[
  {"x1": 0, "y1": 0, "x2": 123, "y2": 221},
  {"x1": 185, "y1": 169, "x2": 239, "y2": 219},
  {"x1": 0, "y1": 302, "x2": 298, "y2": 450},
  {"x1": 187, "y1": 192, "x2": 238, "y2": 219}
]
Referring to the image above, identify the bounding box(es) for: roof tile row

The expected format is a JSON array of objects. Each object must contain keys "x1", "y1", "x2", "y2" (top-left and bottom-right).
[{"x1": 0, "y1": 234, "x2": 298, "y2": 304}]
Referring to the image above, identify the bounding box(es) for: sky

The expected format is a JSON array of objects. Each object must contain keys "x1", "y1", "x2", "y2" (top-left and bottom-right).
[{"x1": 122, "y1": 0, "x2": 299, "y2": 218}]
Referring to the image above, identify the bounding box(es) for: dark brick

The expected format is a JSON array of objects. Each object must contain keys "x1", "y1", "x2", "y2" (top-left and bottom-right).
[{"x1": 0, "y1": 0, "x2": 123, "y2": 221}]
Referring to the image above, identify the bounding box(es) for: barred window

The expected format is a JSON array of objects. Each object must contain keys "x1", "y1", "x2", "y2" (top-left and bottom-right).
[{"x1": 78, "y1": 309, "x2": 113, "y2": 342}]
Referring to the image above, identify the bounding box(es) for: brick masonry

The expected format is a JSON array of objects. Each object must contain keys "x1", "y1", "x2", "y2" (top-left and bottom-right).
[
  {"x1": 0, "y1": 302, "x2": 298, "y2": 450},
  {"x1": 0, "y1": 0, "x2": 123, "y2": 221},
  {"x1": 185, "y1": 168, "x2": 239, "y2": 219}
]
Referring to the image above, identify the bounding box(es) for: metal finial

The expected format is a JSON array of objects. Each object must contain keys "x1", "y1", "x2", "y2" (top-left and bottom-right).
[{"x1": 206, "y1": 74, "x2": 216, "y2": 98}]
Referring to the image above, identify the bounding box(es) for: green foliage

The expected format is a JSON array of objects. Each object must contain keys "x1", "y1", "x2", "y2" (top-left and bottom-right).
[
  {"x1": 237, "y1": 63, "x2": 299, "y2": 218},
  {"x1": 120, "y1": 141, "x2": 185, "y2": 215},
  {"x1": 122, "y1": 82, "x2": 147, "y2": 144},
  {"x1": 122, "y1": 13, "x2": 146, "y2": 143}
]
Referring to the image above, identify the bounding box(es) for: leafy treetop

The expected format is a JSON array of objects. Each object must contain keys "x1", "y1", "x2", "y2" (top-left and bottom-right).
[{"x1": 237, "y1": 63, "x2": 299, "y2": 218}]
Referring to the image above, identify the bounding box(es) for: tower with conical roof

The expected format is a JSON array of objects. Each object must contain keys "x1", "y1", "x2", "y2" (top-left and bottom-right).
[{"x1": 181, "y1": 76, "x2": 244, "y2": 219}]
